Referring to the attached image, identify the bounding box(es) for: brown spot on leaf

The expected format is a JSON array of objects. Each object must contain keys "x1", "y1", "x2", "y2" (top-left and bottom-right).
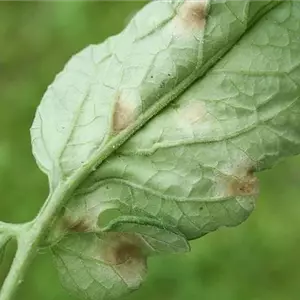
[
  {"x1": 102, "y1": 233, "x2": 145, "y2": 265},
  {"x1": 228, "y1": 168, "x2": 259, "y2": 197},
  {"x1": 175, "y1": 0, "x2": 208, "y2": 32},
  {"x1": 63, "y1": 218, "x2": 92, "y2": 233},
  {"x1": 114, "y1": 242, "x2": 144, "y2": 265},
  {"x1": 97, "y1": 232, "x2": 147, "y2": 289},
  {"x1": 113, "y1": 91, "x2": 136, "y2": 133}
]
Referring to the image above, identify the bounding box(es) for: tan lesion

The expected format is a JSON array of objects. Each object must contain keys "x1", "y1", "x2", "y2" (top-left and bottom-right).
[
  {"x1": 112, "y1": 91, "x2": 137, "y2": 133},
  {"x1": 62, "y1": 217, "x2": 94, "y2": 233},
  {"x1": 99, "y1": 232, "x2": 148, "y2": 287},
  {"x1": 174, "y1": 0, "x2": 208, "y2": 32},
  {"x1": 227, "y1": 167, "x2": 259, "y2": 197},
  {"x1": 101, "y1": 233, "x2": 146, "y2": 265}
]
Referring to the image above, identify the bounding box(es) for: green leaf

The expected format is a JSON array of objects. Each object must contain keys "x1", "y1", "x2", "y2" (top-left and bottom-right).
[{"x1": 30, "y1": 0, "x2": 300, "y2": 299}]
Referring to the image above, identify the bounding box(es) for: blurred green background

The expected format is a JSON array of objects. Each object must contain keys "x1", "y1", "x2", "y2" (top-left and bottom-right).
[{"x1": 0, "y1": 2, "x2": 300, "y2": 300}]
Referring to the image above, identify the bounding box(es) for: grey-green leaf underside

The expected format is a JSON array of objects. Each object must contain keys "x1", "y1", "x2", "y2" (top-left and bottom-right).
[{"x1": 31, "y1": 0, "x2": 300, "y2": 299}]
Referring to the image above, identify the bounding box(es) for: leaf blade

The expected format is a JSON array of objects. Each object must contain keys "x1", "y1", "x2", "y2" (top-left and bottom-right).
[{"x1": 32, "y1": 1, "x2": 300, "y2": 300}]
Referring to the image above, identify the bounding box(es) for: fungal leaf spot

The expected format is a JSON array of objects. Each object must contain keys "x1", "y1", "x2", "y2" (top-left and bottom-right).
[
  {"x1": 48, "y1": 216, "x2": 94, "y2": 244},
  {"x1": 175, "y1": 0, "x2": 208, "y2": 32},
  {"x1": 113, "y1": 91, "x2": 137, "y2": 133},
  {"x1": 101, "y1": 233, "x2": 146, "y2": 266},
  {"x1": 66, "y1": 218, "x2": 93, "y2": 233},
  {"x1": 98, "y1": 232, "x2": 147, "y2": 289},
  {"x1": 228, "y1": 168, "x2": 259, "y2": 197}
]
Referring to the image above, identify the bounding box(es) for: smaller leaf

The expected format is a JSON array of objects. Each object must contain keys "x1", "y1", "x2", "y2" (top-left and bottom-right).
[{"x1": 52, "y1": 216, "x2": 189, "y2": 300}]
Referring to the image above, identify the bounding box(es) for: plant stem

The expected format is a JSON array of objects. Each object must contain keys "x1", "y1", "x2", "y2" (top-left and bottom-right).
[
  {"x1": 0, "y1": 187, "x2": 66, "y2": 300},
  {"x1": 0, "y1": 222, "x2": 26, "y2": 238}
]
